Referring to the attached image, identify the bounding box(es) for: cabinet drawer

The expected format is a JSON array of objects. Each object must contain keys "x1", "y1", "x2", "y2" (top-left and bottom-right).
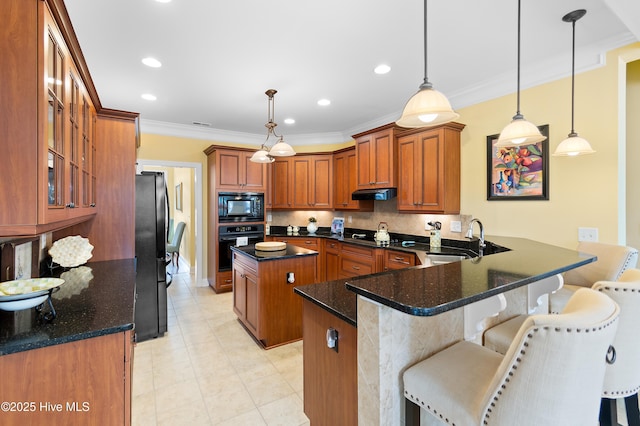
[
  {"x1": 340, "y1": 256, "x2": 374, "y2": 277},
  {"x1": 216, "y1": 270, "x2": 233, "y2": 291},
  {"x1": 325, "y1": 240, "x2": 341, "y2": 253},
  {"x1": 340, "y1": 243, "x2": 374, "y2": 259},
  {"x1": 384, "y1": 250, "x2": 416, "y2": 270},
  {"x1": 276, "y1": 237, "x2": 319, "y2": 251}
]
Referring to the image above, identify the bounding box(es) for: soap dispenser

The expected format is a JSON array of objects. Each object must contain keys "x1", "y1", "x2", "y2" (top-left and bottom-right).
[{"x1": 428, "y1": 221, "x2": 442, "y2": 249}]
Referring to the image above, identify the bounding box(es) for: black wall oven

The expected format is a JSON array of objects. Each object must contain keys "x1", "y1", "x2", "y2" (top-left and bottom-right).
[
  {"x1": 218, "y1": 224, "x2": 264, "y2": 272},
  {"x1": 218, "y1": 192, "x2": 264, "y2": 222}
]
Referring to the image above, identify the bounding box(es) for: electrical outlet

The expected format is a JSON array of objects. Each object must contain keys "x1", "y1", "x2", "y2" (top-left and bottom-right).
[
  {"x1": 425, "y1": 219, "x2": 430, "y2": 231},
  {"x1": 267, "y1": 213, "x2": 272, "y2": 222},
  {"x1": 348, "y1": 216, "x2": 353, "y2": 224},
  {"x1": 578, "y1": 227, "x2": 599, "y2": 242},
  {"x1": 451, "y1": 221, "x2": 462, "y2": 233}
]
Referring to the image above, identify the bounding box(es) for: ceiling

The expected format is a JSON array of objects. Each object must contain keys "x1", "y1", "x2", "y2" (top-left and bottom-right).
[{"x1": 63, "y1": 0, "x2": 639, "y2": 146}]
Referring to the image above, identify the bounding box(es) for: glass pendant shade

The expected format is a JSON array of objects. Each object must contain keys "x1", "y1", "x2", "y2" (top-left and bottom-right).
[
  {"x1": 396, "y1": 86, "x2": 459, "y2": 128},
  {"x1": 269, "y1": 138, "x2": 296, "y2": 157},
  {"x1": 250, "y1": 149, "x2": 274, "y2": 163},
  {"x1": 495, "y1": 116, "x2": 546, "y2": 147},
  {"x1": 250, "y1": 89, "x2": 296, "y2": 163},
  {"x1": 553, "y1": 133, "x2": 595, "y2": 156}
]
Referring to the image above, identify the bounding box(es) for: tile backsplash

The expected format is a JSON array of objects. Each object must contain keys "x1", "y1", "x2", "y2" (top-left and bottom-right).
[{"x1": 268, "y1": 200, "x2": 473, "y2": 241}]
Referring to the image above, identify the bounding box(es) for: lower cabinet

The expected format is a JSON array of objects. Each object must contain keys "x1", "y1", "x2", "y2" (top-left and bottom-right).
[
  {"x1": 269, "y1": 236, "x2": 324, "y2": 282},
  {"x1": 324, "y1": 240, "x2": 341, "y2": 281},
  {"x1": 383, "y1": 249, "x2": 417, "y2": 271},
  {"x1": 339, "y1": 243, "x2": 379, "y2": 278},
  {"x1": 0, "y1": 331, "x2": 133, "y2": 425},
  {"x1": 232, "y1": 250, "x2": 316, "y2": 348},
  {"x1": 302, "y1": 299, "x2": 357, "y2": 426}
]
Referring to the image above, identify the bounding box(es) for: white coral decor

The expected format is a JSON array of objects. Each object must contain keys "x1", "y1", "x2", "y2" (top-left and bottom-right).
[{"x1": 49, "y1": 236, "x2": 94, "y2": 267}]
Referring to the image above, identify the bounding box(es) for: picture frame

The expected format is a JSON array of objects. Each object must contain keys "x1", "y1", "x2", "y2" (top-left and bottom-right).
[
  {"x1": 486, "y1": 124, "x2": 549, "y2": 201},
  {"x1": 175, "y1": 183, "x2": 183, "y2": 211}
]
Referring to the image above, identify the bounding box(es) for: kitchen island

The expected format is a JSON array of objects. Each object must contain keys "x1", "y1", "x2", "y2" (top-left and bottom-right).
[
  {"x1": 0, "y1": 259, "x2": 135, "y2": 426},
  {"x1": 294, "y1": 236, "x2": 596, "y2": 425},
  {"x1": 230, "y1": 244, "x2": 318, "y2": 349}
]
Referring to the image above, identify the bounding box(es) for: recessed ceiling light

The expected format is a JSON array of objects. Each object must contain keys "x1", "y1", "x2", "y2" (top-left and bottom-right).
[
  {"x1": 374, "y1": 64, "x2": 391, "y2": 74},
  {"x1": 317, "y1": 99, "x2": 331, "y2": 107},
  {"x1": 142, "y1": 57, "x2": 162, "y2": 68},
  {"x1": 155, "y1": 0, "x2": 172, "y2": 3},
  {"x1": 284, "y1": 118, "x2": 295, "y2": 125},
  {"x1": 141, "y1": 94, "x2": 157, "y2": 101}
]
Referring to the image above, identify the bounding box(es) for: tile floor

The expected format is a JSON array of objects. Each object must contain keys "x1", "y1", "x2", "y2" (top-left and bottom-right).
[{"x1": 131, "y1": 270, "x2": 310, "y2": 426}]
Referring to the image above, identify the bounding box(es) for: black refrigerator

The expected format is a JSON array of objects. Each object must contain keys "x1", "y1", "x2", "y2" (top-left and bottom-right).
[{"x1": 135, "y1": 171, "x2": 169, "y2": 342}]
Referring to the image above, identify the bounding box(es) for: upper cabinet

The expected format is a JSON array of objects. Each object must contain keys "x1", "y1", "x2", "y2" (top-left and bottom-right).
[
  {"x1": 333, "y1": 148, "x2": 373, "y2": 211},
  {"x1": 271, "y1": 155, "x2": 333, "y2": 210},
  {"x1": 0, "y1": 0, "x2": 132, "y2": 237},
  {"x1": 397, "y1": 122, "x2": 465, "y2": 214},
  {"x1": 353, "y1": 124, "x2": 400, "y2": 190},
  {"x1": 212, "y1": 148, "x2": 267, "y2": 192}
]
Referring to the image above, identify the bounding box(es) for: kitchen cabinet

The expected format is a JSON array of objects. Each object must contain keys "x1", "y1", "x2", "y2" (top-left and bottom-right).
[
  {"x1": 353, "y1": 123, "x2": 400, "y2": 190},
  {"x1": 231, "y1": 249, "x2": 316, "y2": 348},
  {"x1": 233, "y1": 253, "x2": 259, "y2": 336},
  {"x1": 0, "y1": 0, "x2": 102, "y2": 237},
  {"x1": 333, "y1": 148, "x2": 373, "y2": 211},
  {"x1": 397, "y1": 122, "x2": 465, "y2": 214},
  {"x1": 340, "y1": 243, "x2": 378, "y2": 278},
  {"x1": 325, "y1": 240, "x2": 341, "y2": 281},
  {"x1": 302, "y1": 299, "x2": 357, "y2": 426},
  {"x1": 0, "y1": 331, "x2": 133, "y2": 426},
  {"x1": 271, "y1": 155, "x2": 333, "y2": 209},
  {"x1": 211, "y1": 148, "x2": 267, "y2": 191},
  {"x1": 383, "y1": 249, "x2": 416, "y2": 271},
  {"x1": 269, "y1": 236, "x2": 323, "y2": 281}
]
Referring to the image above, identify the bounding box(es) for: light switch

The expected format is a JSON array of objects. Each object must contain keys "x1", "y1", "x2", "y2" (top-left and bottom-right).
[{"x1": 326, "y1": 327, "x2": 338, "y2": 352}]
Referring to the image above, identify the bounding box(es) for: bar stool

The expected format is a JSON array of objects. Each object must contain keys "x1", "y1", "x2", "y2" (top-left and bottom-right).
[
  {"x1": 550, "y1": 242, "x2": 637, "y2": 314},
  {"x1": 484, "y1": 269, "x2": 640, "y2": 426},
  {"x1": 403, "y1": 288, "x2": 619, "y2": 426}
]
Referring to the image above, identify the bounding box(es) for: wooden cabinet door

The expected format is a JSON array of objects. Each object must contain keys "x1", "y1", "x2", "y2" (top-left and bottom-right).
[
  {"x1": 245, "y1": 267, "x2": 259, "y2": 336},
  {"x1": 384, "y1": 249, "x2": 416, "y2": 271},
  {"x1": 309, "y1": 155, "x2": 333, "y2": 208},
  {"x1": 232, "y1": 260, "x2": 247, "y2": 318},
  {"x1": 354, "y1": 125, "x2": 398, "y2": 190},
  {"x1": 302, "y1": 299, "x2": 357, "y2": 426},
  {"x1": 397, "y1": 123, "x2": 464, "y2": 214},
  {"x1": 217, "y1": 150, "x2": 266, "y2": 191},
  {"x1": 291, "y1": 157, "x2": 311, "y2": 208},
  {"x1": 271, "y1": 158, "x2": 292, "y2": 208},
  {"x1": 334, "y1": 149, "x2": 373, "y2": 211}
]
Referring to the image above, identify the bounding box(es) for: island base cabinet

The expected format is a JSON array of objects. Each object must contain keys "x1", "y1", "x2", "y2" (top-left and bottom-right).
[
  {"x1": 0, "y1": 330, "x2": 133, "y2": 425},
  {"x1": 233, "y1": 251, "x2": 316, "y2": 349},
  {"x1": 302, "y1": 299, "x2": 357, "y2": 426}
]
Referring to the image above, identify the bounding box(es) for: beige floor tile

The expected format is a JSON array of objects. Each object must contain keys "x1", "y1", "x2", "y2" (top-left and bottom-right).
[{"x1": 132, "y1": 272, "x2": 309, "y2": 426}]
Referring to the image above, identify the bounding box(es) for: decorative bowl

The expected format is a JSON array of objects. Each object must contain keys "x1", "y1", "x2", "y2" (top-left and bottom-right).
[
  {"x1": 0, "y1": 278, "x2": 65, "y2": 311},
  {"x1": 49, "y1": 236, "x2": 94, "y2": 267}
]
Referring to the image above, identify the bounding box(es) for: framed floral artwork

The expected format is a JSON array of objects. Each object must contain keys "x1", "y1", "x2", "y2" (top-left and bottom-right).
[{"x1": 486, "y1": 124, "x2": 549, "y2": 200}]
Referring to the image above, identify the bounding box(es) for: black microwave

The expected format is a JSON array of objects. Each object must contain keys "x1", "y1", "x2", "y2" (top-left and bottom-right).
[{"x1": 218, "y1": 192, "x2": 264, "y2": 222}]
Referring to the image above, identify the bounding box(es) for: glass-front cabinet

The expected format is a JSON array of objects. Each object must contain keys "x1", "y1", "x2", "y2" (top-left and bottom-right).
[{"x1": 41, "y1": 3, "x2": 96, "y2": 225}]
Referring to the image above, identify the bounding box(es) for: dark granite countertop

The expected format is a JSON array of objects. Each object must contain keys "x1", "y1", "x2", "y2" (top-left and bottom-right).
[
  {"x1": 345, "y1": 236, "x2": 595, "y2": 316},
  {"x1": 294, "y1": 236, "x2": 596, "y2": 323},
  {"x1": 0, "y1": 259, "x2": 136, "y2": 356},
  {"x1": 231, "y1": 244, "x2": 318, "y2": 261}
]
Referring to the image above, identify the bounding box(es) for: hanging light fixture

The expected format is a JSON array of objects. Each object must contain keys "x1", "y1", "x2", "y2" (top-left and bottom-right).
[
  {"x1": 553, "y1": 9, "x2": 595, "y2": 156},
  {"x1": 250, "y1": 89, "x2": 296, "y2": 163},
  {"x1": 495, "y1": 0, "x2": 546, "y2": 148},
  {"x1": 396, "y1": 0, "x2": 458, "y2": 128}
]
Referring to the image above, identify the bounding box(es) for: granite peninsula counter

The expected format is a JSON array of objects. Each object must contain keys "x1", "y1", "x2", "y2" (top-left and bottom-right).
[{"x1": 294, "y1": 236, "x2": 596, "y2": 425}]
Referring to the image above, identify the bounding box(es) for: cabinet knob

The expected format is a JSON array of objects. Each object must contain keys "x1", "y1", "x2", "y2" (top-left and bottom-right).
[
  {"x1": 66, "y1": 202, "x2": 75, "y2": 208},
  {"x1": 90, "y1": 203, "x2": 96, "y2": 207}
]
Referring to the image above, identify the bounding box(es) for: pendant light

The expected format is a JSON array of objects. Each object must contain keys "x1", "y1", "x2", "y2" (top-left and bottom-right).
[
  {"x1": 250, "y1": 89, "x2": 296, "y2": 163},
  {"x1": 553, "y1": 9, "x2": 595, "y2": 156},
  {"x1": 495, "y1": 0, "x2": 546, "y2": 148},
  {"x1": 396, "y1": 0, "x2": 458, "y2": 128}
]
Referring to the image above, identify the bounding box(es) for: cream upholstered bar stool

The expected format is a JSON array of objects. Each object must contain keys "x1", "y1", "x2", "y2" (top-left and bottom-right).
[
  {"x1": 403, "y1": 288, "x2": 619, "y2": 426},
  {"x1": 483, "y1": 269, "x2": 640, "y2": 426},
  {"x1": 550, "y1": 241, "x2": 637, "y2": 314}
]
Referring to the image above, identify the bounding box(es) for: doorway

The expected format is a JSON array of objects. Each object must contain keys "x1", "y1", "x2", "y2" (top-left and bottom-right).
[{"x1": 137, "y1": 159, "x2": 206, "y2": 286}]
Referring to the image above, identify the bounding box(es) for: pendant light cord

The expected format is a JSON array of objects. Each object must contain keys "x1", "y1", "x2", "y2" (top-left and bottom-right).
[
  {"x1": 420, "y1": 0, "x2": 432, "y2": 90},
  {"x1": 515, "y1": 0, "x2": 522, "y2": 118},
  {"x1": 569, "y1": 18, "x2": 576, "y2": 135}
]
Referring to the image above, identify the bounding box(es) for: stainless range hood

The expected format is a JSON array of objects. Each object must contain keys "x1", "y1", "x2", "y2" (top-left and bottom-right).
[{"x1": 351, "y1": 188, "x2": 397, "y2": 201}]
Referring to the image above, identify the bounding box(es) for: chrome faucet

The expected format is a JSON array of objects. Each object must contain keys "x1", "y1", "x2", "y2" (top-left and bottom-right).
[{"x1": 466, "y1": 219, "x2": 486, "y2": 249}]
